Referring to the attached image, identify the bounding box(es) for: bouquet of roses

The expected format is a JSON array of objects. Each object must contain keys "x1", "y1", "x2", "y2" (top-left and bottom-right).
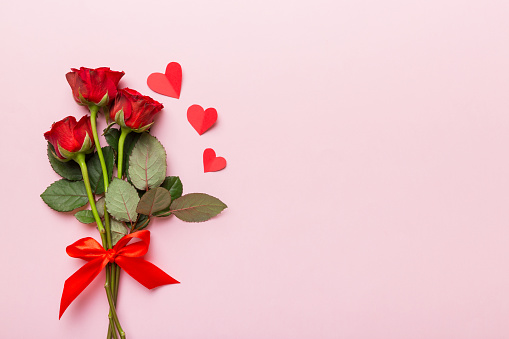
[{"x1": 41, "y1": 67, "x2": 227, "y2": 338}]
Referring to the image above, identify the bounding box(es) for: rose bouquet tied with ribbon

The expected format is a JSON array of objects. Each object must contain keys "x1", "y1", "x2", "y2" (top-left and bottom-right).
[{"x1": 41, "y1": 67, "x2": 227, "y2": 338}]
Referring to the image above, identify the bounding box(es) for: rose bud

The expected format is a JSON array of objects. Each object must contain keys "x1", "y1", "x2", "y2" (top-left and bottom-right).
[
  {"x1": 110, "y1": 88, "x2": 164, "y2": 132},
  {"x1": 66, "y1": 67, "x2": 125, "y2": 107},
  {"x1": 44, "y1": 116, "x2": 95, "y2": 161}
]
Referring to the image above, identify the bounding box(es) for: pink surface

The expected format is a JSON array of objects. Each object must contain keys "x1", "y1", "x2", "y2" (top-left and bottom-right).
[{"x1": 1, "y1": 0, "x2": 509, "y2": 338}]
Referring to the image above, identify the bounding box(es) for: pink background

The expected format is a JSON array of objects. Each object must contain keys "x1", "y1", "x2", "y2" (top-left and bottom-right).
[{"x1": 1, "y1": 0, "x2": 509, "y2": 338}]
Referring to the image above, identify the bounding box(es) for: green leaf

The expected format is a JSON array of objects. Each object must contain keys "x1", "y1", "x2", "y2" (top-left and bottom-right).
[
  {"x1": 170, "y1": 193, "x2": 227, "y2": 222},
  {"x1": 153, "y1": 176, "x2": 182, "y2": 217},
  {"x1": 87, "y1": 146, "x2": 114, "y2": 195},
  {"x1": 96, "y1": 197, "x2": 105, "y2": 218},
  {"x1": 110, "y1": 219, "x2": 128, "y2": 245},
  {"x1": 41, "y1": 179, "x2": 88, "y2": 212},
  {"x1": 104, "y1": 128, "x2": 120, "y2": 153},
  {"x1": 105, "y1": 178, "x2": 139, "y2": 223},
  {"x1": 136, "y1": 187, "x2": 171, "y2": 216},
  {"x1": 152, "y1": 209, "x2": 173, "y2": 217},
  {"x1": 134, "y1": 214, "x2": 151, "y2": 231},
  {"x1": 47, "y1": 143, "x2": 82, "y2": 181},
  {"x1": 128, "y1": 133, "x2": 167, "y2": 190},
  {"x1": 123, "y1": 132, "x2": 142, "y2": 180},
  {"x1": 75, "y1": 210, "x2": 95, "y2": 224},
  {"x1": 160, "y1": 176, "x2": 183, "y2": 201}
]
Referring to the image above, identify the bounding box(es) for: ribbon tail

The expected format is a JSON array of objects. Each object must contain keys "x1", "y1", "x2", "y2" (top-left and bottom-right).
[
  {"x1": 116, "y1": 256, "x2": 179, "y2": 289},
  {"x1": 59, "y1": 257, "x2": 108, "y2": 319}
]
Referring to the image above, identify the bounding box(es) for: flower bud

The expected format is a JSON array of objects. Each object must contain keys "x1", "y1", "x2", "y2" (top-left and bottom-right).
[
  {"x1": 66, "y1": 67, "x2": 124, "y2": 107},
  {"x1": 44, "y1": 116, "x2": 95, "y2": 161},
  {"x1": 110, "y1": 88, "x2": 164, "y2": 132}
]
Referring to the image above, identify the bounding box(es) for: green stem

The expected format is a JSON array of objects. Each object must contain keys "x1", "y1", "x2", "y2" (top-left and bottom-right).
[
  {"x1": 75, "y1": 153, "x2": 118, "y2": 338},
  {"x1": 111, "y1": 264, "x2": 118, "y2": 303},
  {"x1": 90, "y1": 106, "x2": 117, "y2": 338},
  {"x1": 75, "y1": 154, "x2": 106, "y2": 244},
  {"x1": 89, "y1": 105, "x2": 113, "y2": 250},
  {"x1": 117, "y1": 127, "x2": 130, "y2": 179},
  {"x1": 106, "y1": 264, "x2": 118, "y2": 339},
  {"x1": 114, "y1": 264, "x2": 121, "y2": 302},
  {"x1": 105, "y1": 274, "x2": 126, "y2": 339},
  {"x1": 104, "y1": 213, "x2": 111, "y2": 247},
  {"x1": 89, "y1": 105, "x2": 111, "y2": 192},
  {"x1": 108, "y1": 318, "x2": 118, "y2": 339},
  {"x1": 112, "y1": 127, "x2": 130, "y2": 307}
]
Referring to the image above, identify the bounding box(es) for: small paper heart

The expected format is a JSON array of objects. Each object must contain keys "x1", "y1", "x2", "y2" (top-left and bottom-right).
[
  {"x1": 147, "y1": 62, "x2": 182, "y2": 98},
  {"x1": 187, "y1": 105, "x2": 218, "y2": 135},
  {"x1": 203, "y1": 148, "x2": 226, "y2": 173}
]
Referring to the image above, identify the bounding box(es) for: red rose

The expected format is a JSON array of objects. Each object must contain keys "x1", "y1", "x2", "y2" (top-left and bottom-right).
[
  {"x1": 44, "y1": 116, "x2": 95, "y2": 161},
  {"x1": 66, "y1": 67, "x2": 124, "y2": 107},
  {"x1": 110, "y1": 88, "x2": 164, "y2": 132}
]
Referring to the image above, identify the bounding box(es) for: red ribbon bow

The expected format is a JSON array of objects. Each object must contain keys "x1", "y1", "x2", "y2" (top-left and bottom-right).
[{"x1": 59, "y1": 230, "x2": 179, "y2": 318}]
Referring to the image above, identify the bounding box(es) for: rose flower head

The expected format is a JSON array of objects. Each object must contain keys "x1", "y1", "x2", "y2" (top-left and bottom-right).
[
  {"x1": 44, "y1": 116, "x2": 95, "y2": 161},
  {"x1": 66, "y1": 67, "x2": 124, "y2": 107},
  {"x1": 110, "y1": 88, "x2": 164, "y2": 133}
]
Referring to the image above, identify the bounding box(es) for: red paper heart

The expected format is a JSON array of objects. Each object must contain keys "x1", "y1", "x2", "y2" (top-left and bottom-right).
[
  {"x1": 203, "y1": 148, "x2": 226, "y2": 173},
  {"x1": 187, "y1": 105, "x2": 218, "y2": 135},
  {"x1": 147, "y1": 62, "x2": 182, "y2": 99}
]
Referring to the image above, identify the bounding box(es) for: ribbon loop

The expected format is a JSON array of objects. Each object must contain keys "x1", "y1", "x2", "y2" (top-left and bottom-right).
[{"x1": 59, "y1": 230, "x2": 179, "y2": 319}]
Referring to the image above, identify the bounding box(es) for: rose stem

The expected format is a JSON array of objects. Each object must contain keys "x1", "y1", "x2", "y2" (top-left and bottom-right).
[
  {"x1": 112, "y1": 127, "x2": 131, "y2": 304},
  {"x1": 75, "y1": 153, "x2": 122, "y2": 339},
  {"x1": 116, "y1": 127, "x2": 131, "y2": 180},
  {"x1": 89, "y1": 105, "x2": 113, "y2": 249},
  {"x1": 108, "y1": 317, "x2": 119, "y2": 339},
  {"x1": 105, "y1": 277, "x2": 125, "y2": 339},
  {"x1": 74, "y1": 153, "x2": 107, "y2": 244},
  {"x1": 113, "y1": 263, "x2": 121, "y2": 302},
  {"x1": 107, "y1": 322, "x2": 115, "y2": 339},
  {"x1": 90, "y1": 105, "x2": 118, "y2": 338}
]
